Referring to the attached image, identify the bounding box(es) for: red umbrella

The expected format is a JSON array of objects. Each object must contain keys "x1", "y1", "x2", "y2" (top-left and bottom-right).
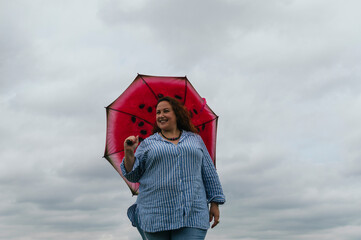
[{"x1": 104, "y1": 74, "x2": 218, "y2": 195}]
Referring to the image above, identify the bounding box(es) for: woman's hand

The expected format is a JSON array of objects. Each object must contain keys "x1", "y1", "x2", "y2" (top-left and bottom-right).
[
  {"x1": 124, "y1": 136, "x2": 139, "y2": 152},
  {"x1": 123, "y1": 136, "x2": 139, "y2": 173},
  {"x1": 209, "y1": 202, "x2": 220, "y2": 228}
]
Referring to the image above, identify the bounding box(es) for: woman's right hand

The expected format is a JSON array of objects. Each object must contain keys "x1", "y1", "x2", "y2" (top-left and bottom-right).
[
  {"x1": 124, "y1": 135, "x2": 139, "y2": 152},
  {"x1": 123, "y1": 136, "x2": 139, "y2": 173}
]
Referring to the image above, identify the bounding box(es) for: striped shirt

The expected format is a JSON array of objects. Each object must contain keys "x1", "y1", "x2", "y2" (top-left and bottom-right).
[{"x1": 120, "y1": 130, "x2": 225, "y2": 233}]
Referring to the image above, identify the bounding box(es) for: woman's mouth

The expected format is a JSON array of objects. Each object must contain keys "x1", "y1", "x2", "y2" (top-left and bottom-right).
[{"x1": 158, "y1": 118, "x2": 168, "y2": 123}]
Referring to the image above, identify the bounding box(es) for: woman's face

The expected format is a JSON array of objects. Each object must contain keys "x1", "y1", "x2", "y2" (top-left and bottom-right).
[{"x1": 156, "y1": 101, "x2": 177, "y2": 131}]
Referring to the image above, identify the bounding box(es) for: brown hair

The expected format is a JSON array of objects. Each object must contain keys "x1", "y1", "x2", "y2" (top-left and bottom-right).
[{"x1": 152, "y1": 96, "x2": 199, "y2": 134}]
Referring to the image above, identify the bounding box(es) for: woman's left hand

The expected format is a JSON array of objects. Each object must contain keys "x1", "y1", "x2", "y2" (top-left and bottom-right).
[{"x1": 209, "y1": 202, "x2": 220, "y2": 228}]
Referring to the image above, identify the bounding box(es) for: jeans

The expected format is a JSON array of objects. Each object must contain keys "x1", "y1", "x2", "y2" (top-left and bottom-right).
[{"x1": 144, "y1": 227, "x2": 207, "y2": 240}]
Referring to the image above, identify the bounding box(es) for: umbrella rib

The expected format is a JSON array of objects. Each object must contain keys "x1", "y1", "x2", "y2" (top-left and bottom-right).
[
  {"x1": 107, "y1": 107, "x2": 154, "y2": 125},
  {"x1": 103, "y1": 149, "x2": 124, "y2": 158},
  {"x1": 195, "y1": 116, "x2": 219, "y2": 127},
  {"x1": 183, "y1": 78, "x2": 188, "y2": 105},
  {"x1": 139, "y1": 75, "x2": 158, "y2": 100}
]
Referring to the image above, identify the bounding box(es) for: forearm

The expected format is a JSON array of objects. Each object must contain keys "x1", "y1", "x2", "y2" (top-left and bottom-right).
[
  {"x1": 124, "y1": 149, "x2": 135, "y2": 173},
  {"x1": 202, "y1": 172, "x2": 226, "y2": 204},
  {"x1": 202, "y1": 156, "x2": 225, "y2": 204},
  {"x1": 123, "y1": 136, "x2": 139, "y2": 173}
]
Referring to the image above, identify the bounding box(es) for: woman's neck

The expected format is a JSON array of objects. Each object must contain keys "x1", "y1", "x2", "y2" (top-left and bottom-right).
[
  {"x1": 161, "y1": 128, "x2": 180, "y2": 136},
  {"x1": 160, "y1": 128, "x2": 182, "y2": 141}
]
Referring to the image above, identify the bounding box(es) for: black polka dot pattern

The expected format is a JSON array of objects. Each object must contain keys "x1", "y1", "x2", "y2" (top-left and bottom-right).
[{"x1": 130, "y1": 104, "x2": 153, "y2": 136}]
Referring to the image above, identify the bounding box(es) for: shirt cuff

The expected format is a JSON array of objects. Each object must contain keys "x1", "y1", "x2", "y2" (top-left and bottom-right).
[
  {"x1": 120, "y1": 160, "x2": 128, "y2": 176},
  {"x1": 120, "y1": 157, "x2": 140, "y2": 177},
  {"x1": 208, "y1": 195, "x2": 226, "y2": 205}
]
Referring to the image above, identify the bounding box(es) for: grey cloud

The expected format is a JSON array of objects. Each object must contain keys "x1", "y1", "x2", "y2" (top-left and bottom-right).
[{"x1": 2, "y1": 0, "x2": 361, "y2": 239}]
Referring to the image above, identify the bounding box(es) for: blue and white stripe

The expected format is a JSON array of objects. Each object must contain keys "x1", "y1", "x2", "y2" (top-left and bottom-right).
[{"x1": 120, "y1": 130, "x2": 225, "y2": 233}]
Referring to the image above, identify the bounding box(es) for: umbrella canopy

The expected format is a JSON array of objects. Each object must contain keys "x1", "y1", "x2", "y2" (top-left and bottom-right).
[{"x1": 104, "y1": 74, "x2": 218, "y2": 195}]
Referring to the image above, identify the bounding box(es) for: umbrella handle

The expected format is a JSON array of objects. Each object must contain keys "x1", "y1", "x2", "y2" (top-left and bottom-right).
[{"x1": 126, "y1": 139, "x2": 134, "y2": 146}]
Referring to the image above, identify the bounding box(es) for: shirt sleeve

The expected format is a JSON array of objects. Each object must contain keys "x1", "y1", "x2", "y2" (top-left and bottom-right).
[
  {"x1": 120, "y1": 141, "x2": 147, "y2": 183},
  {"x1": 198, "y1": 135, "x2": 226, "y2": 205}
]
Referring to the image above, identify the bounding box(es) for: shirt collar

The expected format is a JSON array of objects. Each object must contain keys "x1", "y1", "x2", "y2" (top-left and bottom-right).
[{"x1": 154, "y1": 130, "x2": 192, "y2": 143}]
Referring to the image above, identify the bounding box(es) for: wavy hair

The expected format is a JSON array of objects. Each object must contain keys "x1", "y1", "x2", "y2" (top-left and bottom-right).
[{"x1": 152, "y1": 96, "x2": 199, "y2": 134}]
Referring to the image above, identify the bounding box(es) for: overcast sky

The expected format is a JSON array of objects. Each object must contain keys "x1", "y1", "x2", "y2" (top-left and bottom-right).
[{"x1": 1, "y1": 0, "x2": 361, "y2": 239}]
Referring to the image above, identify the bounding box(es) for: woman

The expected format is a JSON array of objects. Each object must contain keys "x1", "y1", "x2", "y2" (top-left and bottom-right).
[{"x1": 120, "y1": 96, "x2": 225, "y2": 240}]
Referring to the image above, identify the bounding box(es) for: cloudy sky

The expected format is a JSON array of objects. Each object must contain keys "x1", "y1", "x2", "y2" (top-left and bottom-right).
[{"x1": 1, "y1": 0, "x2": 361, "y2": 239}]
